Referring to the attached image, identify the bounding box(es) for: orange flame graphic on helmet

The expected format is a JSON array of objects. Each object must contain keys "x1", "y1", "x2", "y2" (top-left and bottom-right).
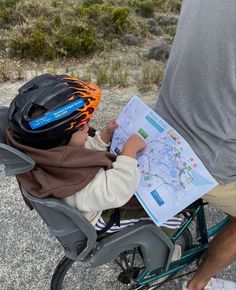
[{"x1": 62, "y1": 76, "x2": 101, "y2": 132}]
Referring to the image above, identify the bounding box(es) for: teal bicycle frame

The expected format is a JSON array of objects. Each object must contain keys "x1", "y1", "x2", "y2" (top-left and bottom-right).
[{"x1": 133, "y1": 199, "x2": 230, "y2": 287}]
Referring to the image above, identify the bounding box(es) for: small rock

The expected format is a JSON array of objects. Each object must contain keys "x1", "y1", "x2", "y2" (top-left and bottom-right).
[{"x1": 5, "y1": 47, "x2": 15, "y2": 58}]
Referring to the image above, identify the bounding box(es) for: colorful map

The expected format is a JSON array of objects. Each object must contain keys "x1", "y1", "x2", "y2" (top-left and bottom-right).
[{"x1": 111, "y1": 96, "x2": 218, "y2": 226}]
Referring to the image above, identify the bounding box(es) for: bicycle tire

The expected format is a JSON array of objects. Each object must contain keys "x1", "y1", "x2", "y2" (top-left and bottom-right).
[
  {"x1": 176, "y1": 228, "x2": 193, "y2": 251},
  {"x1": 51, "y1": 256, "x2": 75, "y2": 290}
]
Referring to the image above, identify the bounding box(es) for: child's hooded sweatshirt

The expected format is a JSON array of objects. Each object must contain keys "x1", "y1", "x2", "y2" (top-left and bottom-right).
[{"x1": 6, "y1": 128, "x2": 141, "y2": 226}]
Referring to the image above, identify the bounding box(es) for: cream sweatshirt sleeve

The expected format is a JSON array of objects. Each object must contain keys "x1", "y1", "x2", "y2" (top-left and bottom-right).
[
  {"x1": 64, "y1": 155, "x2": 141, "y2": 213},
  {"x1": 64, "y1": 130, "x2": 142, "y2": 225},
  {"x1": 85, "y1": 131, "x2": 110, "y2": 151}
]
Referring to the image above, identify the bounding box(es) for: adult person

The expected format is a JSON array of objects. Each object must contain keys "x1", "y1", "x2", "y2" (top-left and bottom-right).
[{"x1": 154, "y1": 0, "x2": 236, "y2": 289}]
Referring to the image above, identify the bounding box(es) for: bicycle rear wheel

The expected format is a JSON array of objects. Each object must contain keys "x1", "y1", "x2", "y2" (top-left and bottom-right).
[
  {"x1": 175, "y1": 228, "x2": 193, "y2": 251},
  {"x1": 51, "y1": 251, "x2": 141, "y2": 290}
]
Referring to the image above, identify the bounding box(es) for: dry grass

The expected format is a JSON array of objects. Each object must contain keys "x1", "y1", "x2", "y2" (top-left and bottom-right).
[
  {"x1": 138, "y1": 61, "x2": 164, "y2": 92},
  {"x1": 0, "y1": 54, "x2": 25, "y2": 82}
]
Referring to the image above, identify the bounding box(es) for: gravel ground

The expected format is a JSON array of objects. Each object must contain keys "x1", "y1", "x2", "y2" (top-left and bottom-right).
[{"x1": 0, "y1": 79, "x2": 235, "y2": 290}]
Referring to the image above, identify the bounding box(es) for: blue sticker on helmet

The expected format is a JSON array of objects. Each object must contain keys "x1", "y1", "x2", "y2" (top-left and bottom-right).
[{"x1": 29, "y1": 99, "x2": 85, "y2": 130}]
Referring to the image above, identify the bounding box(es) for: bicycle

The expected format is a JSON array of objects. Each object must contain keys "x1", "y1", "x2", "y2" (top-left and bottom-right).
[
  {"x1": 0, "y1": 105, "x2": 230, "y2": 290},
  {"x1": 50, "y1": 198, "x2": 229, "y2": 290}
]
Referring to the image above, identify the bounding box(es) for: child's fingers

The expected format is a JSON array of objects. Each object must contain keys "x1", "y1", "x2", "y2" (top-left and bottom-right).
[
  {"x1": 112, "y1": 122, "x2": 119, "y2": 128},
  {"x1": 110, "y1": 119, "x2": 118, "y2": 125},
  {"x1": 109, "y1": 120, "x2": 118, "y2": 128}
]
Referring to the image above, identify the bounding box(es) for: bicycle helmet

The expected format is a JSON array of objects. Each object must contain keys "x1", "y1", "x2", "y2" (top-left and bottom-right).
[{"x1": 8, "y1": 74, "x2": 101, "y2": 149}]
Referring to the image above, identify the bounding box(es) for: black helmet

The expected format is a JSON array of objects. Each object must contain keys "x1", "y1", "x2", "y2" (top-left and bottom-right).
[{"x1": 8, "y1": 74, "x2": 101, "y2": 149}]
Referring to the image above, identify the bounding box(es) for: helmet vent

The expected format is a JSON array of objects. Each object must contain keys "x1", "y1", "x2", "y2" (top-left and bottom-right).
[{"x1": 28, "y1": 105, "x2": 46, "y2": 119}]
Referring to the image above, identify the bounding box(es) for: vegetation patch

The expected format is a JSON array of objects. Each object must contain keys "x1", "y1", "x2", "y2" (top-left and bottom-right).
[
  {"x1": 135, "y1": 1, "x2": 155, "y2": 18},
  {"x1": 139, "y1": 61, "x2": 164, "y2": 92},
  {"x1": 0, "y1": 0, "x2": 181, "y2": 60},
  {"x1": 0, "y1": 0, "x2": 183, "y2": 96},
  {"x1": 0, "y1": 52, "x2": 25, "y2": 82},
  {"x1": 148, "y1": 43, "x2": 171, "y2": 61}
]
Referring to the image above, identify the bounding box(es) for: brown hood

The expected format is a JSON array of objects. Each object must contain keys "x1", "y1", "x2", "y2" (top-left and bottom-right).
[{"x1": 6, "y1": 128, "x2": 116, "y2": 198}]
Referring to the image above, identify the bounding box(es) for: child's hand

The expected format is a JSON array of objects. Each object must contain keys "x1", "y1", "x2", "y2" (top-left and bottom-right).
[
  {"x1": 106, "y1": 119, "x2": 119, "y2": 135},
  {"x1": 122, "y1": 134, "x2": 147, "y2": 159},
  {"x1": 100, "y1": 119, "x2": 119, "y2": 144}
]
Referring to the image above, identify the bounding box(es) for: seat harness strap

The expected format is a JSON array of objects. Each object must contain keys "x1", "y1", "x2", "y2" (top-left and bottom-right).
[{"x1": 96, "y1": 208, "x2": 120, "y2": 235}]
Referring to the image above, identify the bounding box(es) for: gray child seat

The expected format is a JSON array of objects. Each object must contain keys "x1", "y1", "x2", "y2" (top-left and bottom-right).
[{"x1": 0, "y1": 106, "x2": 175, "y2": 288}]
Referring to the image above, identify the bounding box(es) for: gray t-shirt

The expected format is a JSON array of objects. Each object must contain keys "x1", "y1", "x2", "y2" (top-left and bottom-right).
[{"x1": 154, "y1": 0, "x2": 236, "y2": 184}]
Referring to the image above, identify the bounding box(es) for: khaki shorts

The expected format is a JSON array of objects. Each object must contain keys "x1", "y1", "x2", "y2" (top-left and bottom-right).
[{"x1": 203, "y1": 181, "x2": 236, "y2": 217}]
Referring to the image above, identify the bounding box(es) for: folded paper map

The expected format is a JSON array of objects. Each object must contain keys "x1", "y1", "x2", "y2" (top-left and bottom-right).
[{"x1": 111, "y1": 96, "x2": 218, "y2": 226}]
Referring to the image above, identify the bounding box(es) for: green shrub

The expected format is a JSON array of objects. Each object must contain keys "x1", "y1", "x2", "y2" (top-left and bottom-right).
[
  {"x1": 154, "y1": 0, "x2": 182, "y2": 13},
  {"x1": 161, "y1": 25, "x2": 177, "y2": 38},
  {"x1": 15, "y1": 0, "x2": 52, "y2": 19},
  {"x1": 51, "y1": 0, "x2": 65, "y2": 8},
  {"x1": 57, "y1": 26, "x2": 97, "y2": 57},
  {"x1": 112, "y1": 7, "x2": 130, "y2": 33},
  {"x1": 135, "y1": 1, "x2": 155, "y2": 18},
  {"x1": 148, "y1": 43, "x2": 170, "y2": 61},
  {"x1": 0, "y1": 0, "x2": 20, "y2": 28},
  {"x1": 10, "y1": 27, "x2": 56, "y2": 59},
  {"x1": 120, "y1": 34, "x2": 144, "y2": 46},
  {"x1": 156, "y1": 15, "x2": 178, "y2": 38},
  {"x1": 84, "y1": 4, "x2": 134, "y2": 38},
  {"x1": 6, "y1": 12, "x2": 97, "y2": 60},
  {"x1": 83, "y1": 0, "x2": 103, "y2": 7},
  {"x1": 123, "y1": 13, "x2": 148, "y2": 37},
  {"x1": 83, "y1": 3, "x2": 114, "y2": 38}
]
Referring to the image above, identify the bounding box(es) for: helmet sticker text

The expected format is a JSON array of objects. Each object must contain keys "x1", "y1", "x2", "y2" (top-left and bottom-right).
[{"x1": 29, "y1": 99, "x2": 85, "y2": 130}]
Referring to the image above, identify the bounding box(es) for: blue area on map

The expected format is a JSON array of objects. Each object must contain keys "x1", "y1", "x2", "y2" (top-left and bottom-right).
[
  {"x1": 151, "y1": 190, "x2": 165, "y2": 206},
  {"x1": 191, "y1": 171, "x2": 212, "y2": 186},
  {"x1": 170, "y1": 169, "x2": 177, "y2": 179}
]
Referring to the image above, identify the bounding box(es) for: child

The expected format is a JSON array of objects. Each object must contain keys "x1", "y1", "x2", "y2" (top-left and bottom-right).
[
  {"x1": 7, "y1": 73, "x2": 182, "y2": 234},
  {"x1": 6, "y1": 73, "x2": 150, "y2": 234}
]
